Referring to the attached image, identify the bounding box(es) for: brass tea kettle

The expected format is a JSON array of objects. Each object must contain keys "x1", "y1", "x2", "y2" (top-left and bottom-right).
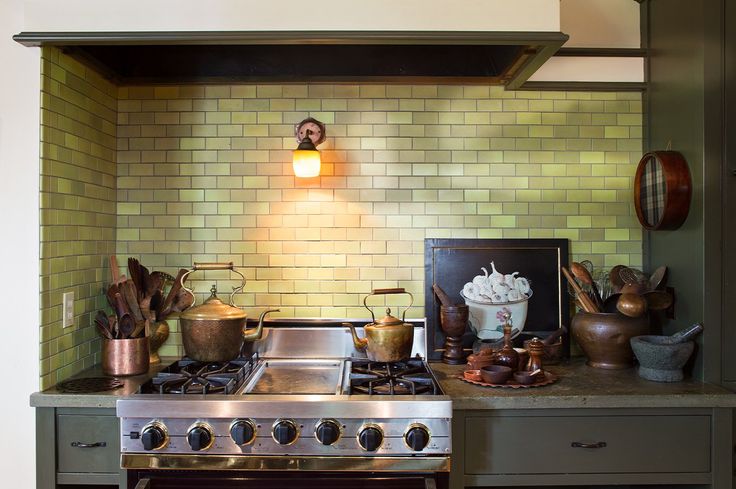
[{"x1": 345, "y1": 288, "x2": 415, "y2": 362}]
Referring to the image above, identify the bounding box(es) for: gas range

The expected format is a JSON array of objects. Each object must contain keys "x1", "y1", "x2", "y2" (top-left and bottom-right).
[{"x1": 117, "y1": 321, "x2": 452, "y2": 480}]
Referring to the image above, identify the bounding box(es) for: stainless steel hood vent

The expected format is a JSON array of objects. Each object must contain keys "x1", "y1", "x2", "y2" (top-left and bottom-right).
[{"x1": 14, "y1": 31, "x2": 567, "y2": 88}]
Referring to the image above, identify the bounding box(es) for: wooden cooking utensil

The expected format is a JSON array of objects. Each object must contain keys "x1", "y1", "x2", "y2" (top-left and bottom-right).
[
  {"x1": 616, "y1": 293, "x2": 648, "y2": 318},
  {"x1": 602, "y1": 293, "x2": 622, "y2": 313},
  {"x1": 122, "y1": 280, "x2": 144, "y2": 322},
  {"x1": 127, "y1": 257, "x2": 142, "y2": 294},
  {"x1": 161, "y1": 269, "x2": 188, "y2": 318},
  {"x1": 130, "y1": 319, "x2": 148, "y2": 339},
  {"x1": 642, "y1": 290, "x2": 673, "y2": 311},
  {"x1": 648, "y1": 265, "x2": 668, "y2": 291},
  {"x1": 619, "y1": 266, "x2": 645, "y2": 286},
  {"x1": 113, "y1": 293, "x2": 135, "y2": 338},
  {"x1": 432, "y1": 284, "x2": 455, "y2": 307},
  {"x1": 562, "y1": 266, "x2": 598, "y2": 313},
  {"x1": 571, "y1": 262, "x2": 603, "y2": 309},
  {"x1": 94, "y1": 311, "x2": 114, "y2": 339}
]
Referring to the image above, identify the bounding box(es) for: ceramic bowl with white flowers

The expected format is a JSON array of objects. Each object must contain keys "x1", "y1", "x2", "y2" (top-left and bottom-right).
[{"x1": 459, "y1": 262, "x2": 532, "y2": 340}]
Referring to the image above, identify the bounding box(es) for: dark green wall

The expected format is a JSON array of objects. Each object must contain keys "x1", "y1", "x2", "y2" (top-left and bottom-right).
[{"x1": 645, "y1": 0, "x2": 706, "y2": 378}]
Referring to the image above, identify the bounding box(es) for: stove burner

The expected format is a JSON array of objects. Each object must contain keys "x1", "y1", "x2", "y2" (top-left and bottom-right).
[
  {"x1": 350, "y1": 359, "x2": 438, "y2": 396},
  {"x1": 141, "y1": 355, "x2": 257, "y2": 395}
]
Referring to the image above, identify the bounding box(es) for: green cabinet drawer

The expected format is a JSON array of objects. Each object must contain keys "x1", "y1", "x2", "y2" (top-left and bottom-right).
[
  {"x1": 465, "y1": 414, "x2": 711, "y2": 475},
  {"x1": 57, "y1": 414, "x2": 120, "y2": 474}
]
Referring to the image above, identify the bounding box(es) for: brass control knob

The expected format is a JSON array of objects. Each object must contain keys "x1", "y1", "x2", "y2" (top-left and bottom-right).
[
  {"x1": 187, "y1": 423, "x2": 214, "y2": 451},
  {"x1": 315, "y1": 419, "x2": 341, "y2": 446},
  {"x1": 405, "y1": 424, "x2": 430, "y2": 451},
  {"x1": 230, "y1": 419, "x2": 256, "y2": 446},
  {"x1": 358, "y1": 425, "x2": 383, "y2": 452},
  {"x1": 141, "y1": 422, "x2": 167, "y2": 451},
  {"x1": 272, "y1": 419, "x2": 299, "y2": 445}
]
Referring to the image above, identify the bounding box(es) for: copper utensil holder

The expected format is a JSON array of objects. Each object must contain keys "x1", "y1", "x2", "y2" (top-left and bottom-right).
[
  {"x1": 440, "y1": 305, "x2": 469, "y2": 365},
  {"x1": 102, "y1": 337, "x2": 149, "y2": 376}
]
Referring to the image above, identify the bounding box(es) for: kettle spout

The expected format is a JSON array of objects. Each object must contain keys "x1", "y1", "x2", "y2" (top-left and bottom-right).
[
  {"x1": 343, "y1": 322, "x2": 368, "y2": 351},
  {"x1": 243, "y1": 309, "x2": 279, "y2": 341}
]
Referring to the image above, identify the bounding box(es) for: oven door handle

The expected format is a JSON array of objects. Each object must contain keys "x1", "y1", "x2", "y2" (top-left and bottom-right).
[
  {"x1": 424, "y1": 477, "x2": 437, "y2": 489},
  {"x1": 134, "y1": 478, "x2": 151, "y2": 489}
]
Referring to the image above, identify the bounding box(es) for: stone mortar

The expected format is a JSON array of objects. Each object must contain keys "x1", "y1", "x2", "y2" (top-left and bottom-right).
[{"x1": 630, "y1": 335, "x2": 695, "y2": 382}]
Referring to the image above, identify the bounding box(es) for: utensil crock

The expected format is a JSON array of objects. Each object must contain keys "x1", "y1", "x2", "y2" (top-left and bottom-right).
[{"x1": 102, "y1": 336, "x2": 149, "y2": 376}]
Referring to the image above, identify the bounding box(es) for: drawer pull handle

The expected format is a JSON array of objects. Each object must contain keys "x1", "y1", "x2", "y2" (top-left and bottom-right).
[
  {"x1": 71, "y1": 441, "x2": 107, "y2": 448},
  {"x1": 571, "y1": 441, "x2": 606, "y2": 449}
]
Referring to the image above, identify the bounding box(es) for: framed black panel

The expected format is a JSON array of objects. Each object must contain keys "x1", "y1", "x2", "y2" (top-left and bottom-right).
[{"x1": 424, "y1": 238, "x2": 570, "y2": 362}]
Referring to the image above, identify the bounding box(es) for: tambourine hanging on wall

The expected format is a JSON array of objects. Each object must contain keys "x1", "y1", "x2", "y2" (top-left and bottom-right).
[{"x1": 634, "y1": 151, "x2": 692, "y2": 230}]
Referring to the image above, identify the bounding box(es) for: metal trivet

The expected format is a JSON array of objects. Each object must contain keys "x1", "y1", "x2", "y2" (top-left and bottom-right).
[{"x1": 56, "y1": 377, "x2": 124, "y2": 393}]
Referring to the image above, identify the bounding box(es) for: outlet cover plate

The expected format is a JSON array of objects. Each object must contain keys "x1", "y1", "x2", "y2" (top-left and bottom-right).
[{"x1": 62, "y1": 291, "x2": 74, "y2": 328}]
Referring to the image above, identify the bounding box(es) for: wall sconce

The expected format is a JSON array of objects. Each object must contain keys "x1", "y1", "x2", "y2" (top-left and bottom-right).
[{"x1": 293, "y1": 118, "x2": 326, "y2": 178}]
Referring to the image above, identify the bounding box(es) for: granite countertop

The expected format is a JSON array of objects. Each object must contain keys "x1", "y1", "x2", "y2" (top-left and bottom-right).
[
  {"x1": 431, "y1": 358, "x2": 736, "y2": 410},
  {"x1": 31, "y1": 357, "x2": 736, "y2": 410},
  {"x1": 30, "y1": 357, "x2": 179, "y2": 409}
]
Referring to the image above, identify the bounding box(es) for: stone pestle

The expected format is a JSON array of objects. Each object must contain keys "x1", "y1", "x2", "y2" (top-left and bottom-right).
[{"x1": 666, "y1": 323, "x2": 704, "y2": 344}]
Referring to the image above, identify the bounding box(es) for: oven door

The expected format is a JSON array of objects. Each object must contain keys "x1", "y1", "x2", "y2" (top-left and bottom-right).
[{"x1": 130, "y1": 470, "x2": 446, "y2": 489}]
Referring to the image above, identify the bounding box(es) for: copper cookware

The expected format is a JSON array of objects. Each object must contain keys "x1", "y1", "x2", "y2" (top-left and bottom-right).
[
  {"x1": 571, "y1": 311, "x2": 649, "y2": 369},
  {"x1": 179, "y1": 262, "x2": 278, "y2": 362},
  {"x1": 346, "y1": 288, "x2": 414, "y2": 362},
  {"x1": 102, "y1": 336, "x2": 149, "y2": 376}
]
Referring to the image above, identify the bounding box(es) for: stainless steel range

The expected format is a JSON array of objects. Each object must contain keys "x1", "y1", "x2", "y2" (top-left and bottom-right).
[{"x1": 117, "y1": 319, "x2": 452, "y2": 489}]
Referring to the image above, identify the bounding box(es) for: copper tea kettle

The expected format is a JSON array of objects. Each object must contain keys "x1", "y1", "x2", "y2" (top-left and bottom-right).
[
  {"x1": 345, "y1": 288, "x2": 415, "y2": 362},
  {"x1": 179, "y1": 262, "x2": 278, "y2": 362}
]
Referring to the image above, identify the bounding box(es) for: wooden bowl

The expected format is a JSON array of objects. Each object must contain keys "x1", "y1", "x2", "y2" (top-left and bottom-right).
[
  {"x1": 480, "y1": 365, "x2": 512, "y2": 384},
  {"x1": 513, "y1": 370, "x2": 540, "y2": 385},
  {"x1": 463, "y1": 369, "x2": 483, "y2": 382}
]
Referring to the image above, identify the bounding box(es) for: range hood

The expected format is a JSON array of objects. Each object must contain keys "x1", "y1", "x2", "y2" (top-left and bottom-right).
[{"x1": 14, "y1": 30, "x2": 568, "y2": 88}]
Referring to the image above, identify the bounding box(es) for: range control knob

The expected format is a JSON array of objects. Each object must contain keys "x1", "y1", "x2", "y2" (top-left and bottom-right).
[
  {"x1": 187, "y1": 423, "x2": 214, "y2": 451},
  {"x1": 405, "y1": 424, "x2": 430, "y2": 452},
  {"x1": 315, "y1": 419, "x2": 341, "y2": 446},
  {"x1": 141, "y1": 423, "x2": 167, "y2": 451},
  {"x1": 230, "y1": 419, "x2": 256, "y2": 445},
  {"x1": 358, "y1": 425, "x2": 383, "y2": 452},
  {"x1": 272, "y1": 419, "x2": 298, "y2": 445}
]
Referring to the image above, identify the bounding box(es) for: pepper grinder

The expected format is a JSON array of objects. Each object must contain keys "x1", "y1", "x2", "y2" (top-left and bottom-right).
[
  {"x1": 492, "y1": 312, "x2": 519, "y2": 372},
  {"x1": 525, "y1": 337, "x2": 545, "y2": 379}
]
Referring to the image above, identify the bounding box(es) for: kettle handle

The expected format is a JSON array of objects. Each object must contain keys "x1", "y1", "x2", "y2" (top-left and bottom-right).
[
  {"x1": 363, "y1": 288, "x2": 414, "y2": 323},
  {"x1": 180, "y1": 262, "x2": 246, "y2": 308}
]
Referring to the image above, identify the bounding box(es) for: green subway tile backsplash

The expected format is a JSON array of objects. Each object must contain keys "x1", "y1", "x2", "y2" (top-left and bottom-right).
[
  {"x1": 39, "y1": 49, "x2": 643, "y2": 374},
  {"x1": 39, "y1": 47, "x2": 117, "y2": 389}
]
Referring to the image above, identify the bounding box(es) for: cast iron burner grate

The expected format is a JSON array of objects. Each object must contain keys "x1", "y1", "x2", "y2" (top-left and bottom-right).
[
  {"x1": 140, "y1": 354, "x2": 258, "y2": 395},
  {"x1": 350, "y1": 359, "x2": 438, "y2": 396}
]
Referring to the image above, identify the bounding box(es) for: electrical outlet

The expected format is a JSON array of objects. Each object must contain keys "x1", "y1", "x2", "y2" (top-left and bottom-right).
[{"x1": 62, "y1": 291, "x2": 75, "y2": 328}]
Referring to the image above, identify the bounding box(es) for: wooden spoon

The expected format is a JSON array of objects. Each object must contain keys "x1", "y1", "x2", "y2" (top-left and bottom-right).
[
  {"x1": 122, "y1": 280, "x2": 144, "y2": 322},
  {"x1": 571, "y1": 262, "x2": 603, "y2": 309},
  {"x1": 616, "y1": 293, "x2": 648, "y2": 318}
]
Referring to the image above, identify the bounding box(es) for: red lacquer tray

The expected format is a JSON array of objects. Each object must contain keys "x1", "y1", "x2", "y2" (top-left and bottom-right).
[{"x1": 458, "y1": 371, "x2": 558, "y2": 388}]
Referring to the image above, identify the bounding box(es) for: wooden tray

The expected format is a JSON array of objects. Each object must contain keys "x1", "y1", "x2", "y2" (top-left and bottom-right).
[{"x1": 458, "y1": 371, "x2": 558, "y2": 388}]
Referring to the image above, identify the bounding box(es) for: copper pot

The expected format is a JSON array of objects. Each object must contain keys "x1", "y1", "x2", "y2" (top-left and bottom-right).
[
  {"x1": 179, "y1": 263, "x2": 278, "y2": 362},
  {"x1": 102, "y1": 336, "x2": 149, "y2": 376},
  {"x1": 346, "y1": 288, "x2": 414, "y2": 362},
  {"x1": 571, "y1": 311, "x2": 649, "y2": 369}
]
